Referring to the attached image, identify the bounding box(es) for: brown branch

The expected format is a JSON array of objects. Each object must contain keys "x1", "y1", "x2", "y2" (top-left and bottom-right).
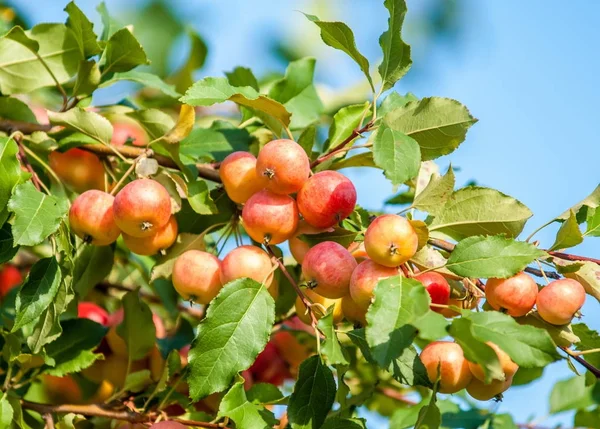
[
  {"x1": 21, "y1": 400, "x2": 227, "y2": 428},
  {"x1": 375, "y1": 386, "x2": 417, "y2": 405},
  {"x1": 562, "y1": 347, "x2": 600, "y2": 379},
  {"x1": 0, "y1": 118, "x2": 221, "y2": 183},
  {"x1": 15, "y1": 136, "x2": 44, "y2": 192},
  {"x1": 310, "y1": 121, "x2": 374, "y2": 168},
  {"x1": 549, "y1": 251, "x2": 600, "y2": 266}
]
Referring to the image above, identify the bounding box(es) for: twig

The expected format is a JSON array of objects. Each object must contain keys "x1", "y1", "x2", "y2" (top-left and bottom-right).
[
  {"x1": 549, "y1": 251, "x2": 600, "y2": 266},
  {"x1": 13, "y1": 133, "x2": 48, "y2": 193},
  {"x1": 375, "y1": 386, "x2": 417, "y2": 405},
  {"x1": 310, "y1": 121, "x2": 375, "y2": 168},
  {"x1": 562, "y1": 347, "x2": 600, "y2": 378}
]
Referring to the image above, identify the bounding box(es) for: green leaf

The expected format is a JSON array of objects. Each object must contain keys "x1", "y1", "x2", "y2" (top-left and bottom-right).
[
  {"x1": 44, "y1": 318, "x2": 106, "y2": 376},
  {"x1": 47, "y1": 108, "x2": 113, "y2": 145},
  {"x1": 2, "y1": 26, "x2": 39, "y2": 52},
  {"x1": 365, "y1": 276, "x2": 429, "y2": 368},
  {"x1": 549, "y1": 376, "x2": 595, "y2": 413},
  {"x1": 372, "y1": 124, "x2": 421, "y2": 186},
  {"x1": 549, "y1": 210, "x2": 583, "y2": 251},
  {"x1": 511, "y1": 366, "x2": 544, "y2": 386},
  {"x1": 384, "y1": 97, "x2": 477, "y2": 161},
  {"x1": 489, "y1": 414, "x2": 518, "y2": 429},
  {"x1": 446, "y1": 235, "x2": 547, "y2": 278},
  {"x1": 297, "y1": 125, "x2": 317, "y2": 157},
  {"x1": 303, "y1": 14, "x2": 374, "y2": 91},
  {"x1": 558, "y1": 260, "x2": 600, "y2": 303},
  {"x1": 412, "y1": 165, "x2": 455, "y2": 215},
  {"x1": 72, "y1": 244, "x2": 113, "y2": 298},
  {"x1": 0, "y1": 96, "x2": 37, "y2": 122},
  {"x1": 72, "y1": 60, "x2": 101, "y2": 97},
  {"x1": 331, "y1": 152, "x2": 376, "y2": 170},
  {"x1": 126, "y1": 108, "x2": 175, "y2": 140},
  {"x1": 218, "y1": 379, "x2": 273, "y2": 429},
  {"x1": 575, "y1": 408, "x2": 600, "y2": 429},
  {"x1": 96, "y1": 2, "x2": 119, "y2": 41},
  {"x1": 0, "y1": 24, "x2": 82, "y2": 95},
  {"x1": 64, "y1": 1, "x2": 101, "y2": 57},
  {"x1": 26, "y1": 303, "x2": 61, "y2": 354},
  {"x1": 378, "y1": 0, "x2": 412, "y2": 91},
  {"x1": 317, "y1": 309, "x2": 348, "y2": 365},
  {"x1": 572, "y1": 323, "x2": 600, "y2": 368},
  {"x1": 187, "y1": 181, "x2": 218, "y2": 215},
  {"x1": 151, "y1": 233, "x2": 207, "y2": 281},
  {"x1": 268, "y1": 57, "x2": 324, "y2": 129},
  {"x1": 429, "y1": 187, "x2": 533, "y2": 240},
  {"x1": 226, "y1": 66, "x2": 259, "y2": 91},
  {"x1": 7, "y1": 182, "x2": 68, "y2": 246},
  {"x1": 321, "y1": 418, "x2": 366, "y2": 429},
  {"x1": 449, "y1": 318, "x2": 503, "y2": 383},
  {"x1": 459, "y1": 310, "x2": 562, "y2": 368},
  {"x1": 179, "y1": 122, "x2": 252, "y2": 163},
  {"x1": 123, "y1": 369, "x2": 152, "y2": 393},
  {"x1": 0, "y1": 393, "x2": 13, "y2": 429},
  {"x1": 413, "y1": 310, "x2": 449, "y2": 342},
  {"x1": 517, "y1": 314, "x2": 580, "y2": 349},
  {"x1": 378, "y1": 91, "x2": 418, "y2": 118},
  {"x1": 288, "y1": 355, "x2": 336, "y2": 429},
  {"x1": 187, "y1": 279, "x2": 275, "y2": 400},
  {"x1": 415, "y1": 394, "x2": 441, "y2": 429},
  {"x1": 171, "y1": 29, "x2": 208, "y2": 94},
  {"x1": 100, "y1": 70, "x2": 181, "y2": 98},
  {"x1": 326, "y1": 102, "x2": 370, "y2": 151},
  {"x1": 585, "y1": 207, "x2": 600, "y2": 237},
  {"x1": 102, "y1": 28, "x2": 149, "y2": 75},
  {"x1": 391, "y1": 345, "x2": 433, "y2": 388},
  {"x1": 390, "y1": 406, "x2": 421, "y2": 429},
  {"x1": 117, "y1": 290, "x2": 156, "y2": 360},
  {"x1": 299, "y1": 227, "x2": 358, "y2": 248},
  {"x1": 441, "y1": 409, "x2": 489, "y2": 429},
  {"x1": 0, "y1": 137, "x2": 25, "y2": 225},
  {"x1": 558, "y1": 184, "x2": 600, "y2": 220},
  {"x1": 246, "y1": 383, "x2": 284, "y2": 405},
  {"x1": 13, "y1": 257, "x2": 61, "y2": 331}
]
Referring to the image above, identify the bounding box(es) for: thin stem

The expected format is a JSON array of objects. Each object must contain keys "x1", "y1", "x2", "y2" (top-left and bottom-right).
[
  {"x1": 561, "y1": 347, "x2": 600, "y2": 378},
  {"x1": 22, "y1": 146, "x2": 66, "y2": 194},
  {"x1": 525, "y1": 220, "x2": 555, "y2": 243},
  {"x1": 549, "y1": 251, "x2": 600, "y2": 265},
  {"x1": 3, "y1": 364, "x2": 13, "y2": 391},
  {"x1": 109, "y1": 156, "x2": 142, "y2": 196},
  {"x1": 283, "y1": 125, "x2": 294, "y2": 141},
  {"x1": 535, "y1": 260, "x2": 549, "y2": 284},
  {"x1": 30, "y1": 51, "x2": 68, "y2": 111},
  {"x1": 566, "y1": 347, "x2": 600, "y2": 357},
  {"x1": 237, "y1": 117, "x2": 259, "y2": 129},
  {"x1": 310, "y1": 121, "x2": 375, "y2": 168}
]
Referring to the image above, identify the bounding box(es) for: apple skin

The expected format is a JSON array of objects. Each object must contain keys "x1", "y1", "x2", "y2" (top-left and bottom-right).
[
  {"x1": 536, "y1": 278, "x2": 586, "y2": 325},
  {"x1": 77, "y1": 302, "x2": 109, "y2": 326},
  {"x1": 172, "y1": 250, "x2": 222, "y2": 304},
  {"x1": 348, "y1": 241, "x2": 369, "y2": 262},
  {"x1": 296, "y1": 171, "x2": 357, "y2": 229},
  {"x1": 220, "y1": 245, "x2": 274, "y2": 287},
  {"x1": 272, "y1": 317, "x2": 314, "y2": 372},
  {"x1": 349, "y1": 260, "x2": 399, "y2": 309},
  {"x1": 288, "y1": 220, "x2": 328, "y2": 264},
  {"x1": 111, "y1": 120, "x2": 149, "y2": 147},
  {"x1": 302, "y1": 241, "x2": 357, "y2": 299},
  {"x1": 255, "y1": 139, "x2": 310, "y2": 195},
  {"x1": 219, "y1": 151, "x2": 265, "y2": 203},
  {"x1": 69, "y1": 190, "x2": 121, "y2": 246},
  {"x1": 123, "y1": 215, "x2": 178, "y2": 255},
  {"x1": 420, "y1": 341, "x2": 472, "y2": 394},
  {"x1": 415, "y1": 272, "x2": 451, "y2": 312},
  {"x1": 249, "y1": 341, "x2": 291, "y2": 386},
  {"x1": 467, "y1": 342, "x2": 518, "y2": 381},
  {"x1": 242, "y1": 189, "x2": 299, "y2": 245},
  {"x1": 0, "y1": 264, "x2": 22, "y2": 298},
  {"x1": 294, "y1": 288, "x2": 343, "y2": 325},
  {"x1": 467, "y1": 376, "x2": 513, "y2": 401},
  {"x1": 341, "y1": 295, "x2": 367, "y2": 326},
  {"x1": 485, "y1": 272, "x2": 538, "y2": 317},
  {"x1": 113, "y1": 179, "x2": 172, "y2": 238},
  {"x1": 42, "y1": 375, "x2": 82, "y2": 404},
  {"x1": 363, "y1": 214, "x2": 418, "y2": 267},
  {"x1": 49, "y1": 148, "x2": 105, "y2": 193}
]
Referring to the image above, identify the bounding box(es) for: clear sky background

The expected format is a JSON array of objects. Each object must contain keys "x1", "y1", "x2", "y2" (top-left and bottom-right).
[{"x1": 12, "y1": 0, "x2": 600, "y2": 427}]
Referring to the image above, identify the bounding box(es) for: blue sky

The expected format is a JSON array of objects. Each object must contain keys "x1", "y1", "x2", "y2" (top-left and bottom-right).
[{"x1": 14, "y1": 0, "x2": 600, "y2": 426}]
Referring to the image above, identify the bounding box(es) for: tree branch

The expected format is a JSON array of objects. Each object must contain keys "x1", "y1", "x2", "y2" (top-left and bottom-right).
[
  {"x1": 562, "y1": 347, "x2": 600, "y2": 379},
  {"x1": 310, "y1": 121, "x2": 375, "y2": 168},
  {"x1": 549, "y1": 251, "x2": 600, "y2": 266}
]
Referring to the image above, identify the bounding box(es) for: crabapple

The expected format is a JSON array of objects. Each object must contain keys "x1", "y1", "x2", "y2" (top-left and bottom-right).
[
  {"x1": 172, "y1": 250, "x2": 222, "y2": 304},
  {"x1": 485, "y1": 272, "x2": 538, "y2": 317},
  {"x1": 149, "y1": 345, "x2": 165, "y2": 382},
  {"x1": 467, "y1": 342, "x2": 518, "y2": 382},
  {"x1": 467, "y1": 376, "x2": 513, "y2": 401},
  {"x1": 255, "y1": 139, "x2": 310, "y2": 194},
  {"x1": 77, "y1": 302, "x2": 109, "y2": 326},
  {"x1": 536, "y1": 278, "x2": 586, "y2": 325},
  {"x1": 302, "y1": 241, "x2": 357, "y2": 299},
  {"x1": 420, "y1": 341, "x2": 472, "y2": 394},
  {"x1": 439, "y1": 296, "x2": 480, "y2": 318},
  {"x1": 220, "y1": 245, "x2": 275, "y2": 287},
  {"x1": 415, "y1": 272, "x2": 451, "y2": 312},
  {"x1": 249, "y1": 342, "x2": 291, "y2": 386},
  {"x1": 341, "y1": 295, "x2": 367, "y2": 326},
  {"x1": 288, "y1": 220, "x2": 327, "y2": 264},
  {"x1": 113, "y1": 179, "x2": 172, "y2": 238},
  {"x1": 42, "y1": 375, "x2": 82, "y2": 404},
  {"x1": 111, "y1": 120, "x2": 148, "y2": 147},
  {"x1": 48, "y1": 148, "x2": 105, "y2": 193},
  {"x1": 294, "y1": 288, "x2": 343, "y2": 325},
  {"x1": 89, "y1": 379, "x2": 114, "y2": 403},
  {"x1": 349, "y1": 259, "x2": 399, "y2": 309},
  {"x1": 242, "y1": 189, "x2": 298, "y2": 245},
  {"x1": 106, "y1": 309, "x2": 166, "y2": 357},
  {"x1": 122, "y1": 216, "x2": 178, "y2": 255},
  {"x1": 0, "y1": 264, "x2": 22, "y2": 298},
  {"x1": 296, "y1": 171, "x2": 357, "y2": 228},
  {"x1": 272, "y1": 319, "x2": 314, "y2": 371},
  {"x1": 69, "y1": 190, "x2": 121, "y2": 246},
  {"x1": 364, "y1": 214, "x2": 418, "y2": 267},
  {"x1": 348, "y1": 241, "x2": 369, "y2": 262},
  {"x1": 219, "y1": 152, "x2": 265, "y2": 203}
]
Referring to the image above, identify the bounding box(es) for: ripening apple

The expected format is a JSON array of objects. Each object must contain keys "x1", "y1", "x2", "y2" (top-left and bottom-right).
[
  {"x1": 467, "y1": 376, "x2": 513, "y2": 401},
  {"x1": 415, "y1": 272, "x2": 451, "y2": 312},
  {"x1": 349, "y1": 259, "x2": 399, "y2": 309},
  {"x1": 122, "y1": 216, "x2": 178, "y2": 255},
  {"x1": 536, "y1": 279, "x2": 586, "y2": 325},
  {"x1": 219, "y1": 151, "x2": 265, "y2": 203},
  {"x1": 48, "y1": 148, "x2": 105, "y2": 193},
  {"x1": 77, "y1": 302, "x2": 109, "y2": 326},
  {"x1": 348, "y1": 241, "x2": 369, "y2": 262},
  {"x1": 363, "y1": 214, "x2": 418, "y2": 267},
  {"x1": 242, "y1": 189, "x2": 299, "y2": 245},
  {"x1": 113, "y1": 179, "x2": 172, "y2": 238},
  {"x1": 149, "y1": 345, "x2": 165, "y2": 382},
  {"x1": 439, "y1": 296, "x2": 480, "y2": 318},
  {"x1": 0, "y1": 264, "x2": 22, "y2": 298},
  {"x1": 302, "y1": 241, "x2": 357, "y2": 299},
  {"x1": 485, "y1": 272, "x2": 538, "y2": 317},
  {"x1": 296, "y1": 171, "x2": 357, "y2": 228},
  {"x1": 288, "y1": 220, "x2": 328, "y2": 264},
  {"x1": 467, "y1": 342, "x2": 518, "y2": 382},
  {"x1": 341, "y1": 295, "x2": 367, "y2": 326},
  {"x1": 272, "y1": 317, "x2": 314, "y2": 371},
  {"x1": 89, "y1": 379, "x2": 114, "y2": 403},
  {"x1": 220, "y1": 245, "x2": 275, "y2": 287},
  {"x1": 420, "y1": 341, "x2": 472, "y2": 394},
  {"x1": 249, "y1": 342, "x2": 291, "y2": 386},
  {"x1": 172, "y1": 250, "x2": 222, "y2": 304},
  {"x1": 41, "y1": 375, "x2": 82, "y2": 404},
  {"x1": 111, "y1": 120, "x2": 149, "y2": 147},
  {"x1": 294, "y1": 288, "x2": 343, "y2": 325},
  {"x1": 69, "y1": 190, "x2": 121, "y2": 246},
  {"x1": 256, "y1": 139, "x2": 310, "y2": 195},
  {"x1": 106, "y1": 308, "x2": 166, "y2": 357}
]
